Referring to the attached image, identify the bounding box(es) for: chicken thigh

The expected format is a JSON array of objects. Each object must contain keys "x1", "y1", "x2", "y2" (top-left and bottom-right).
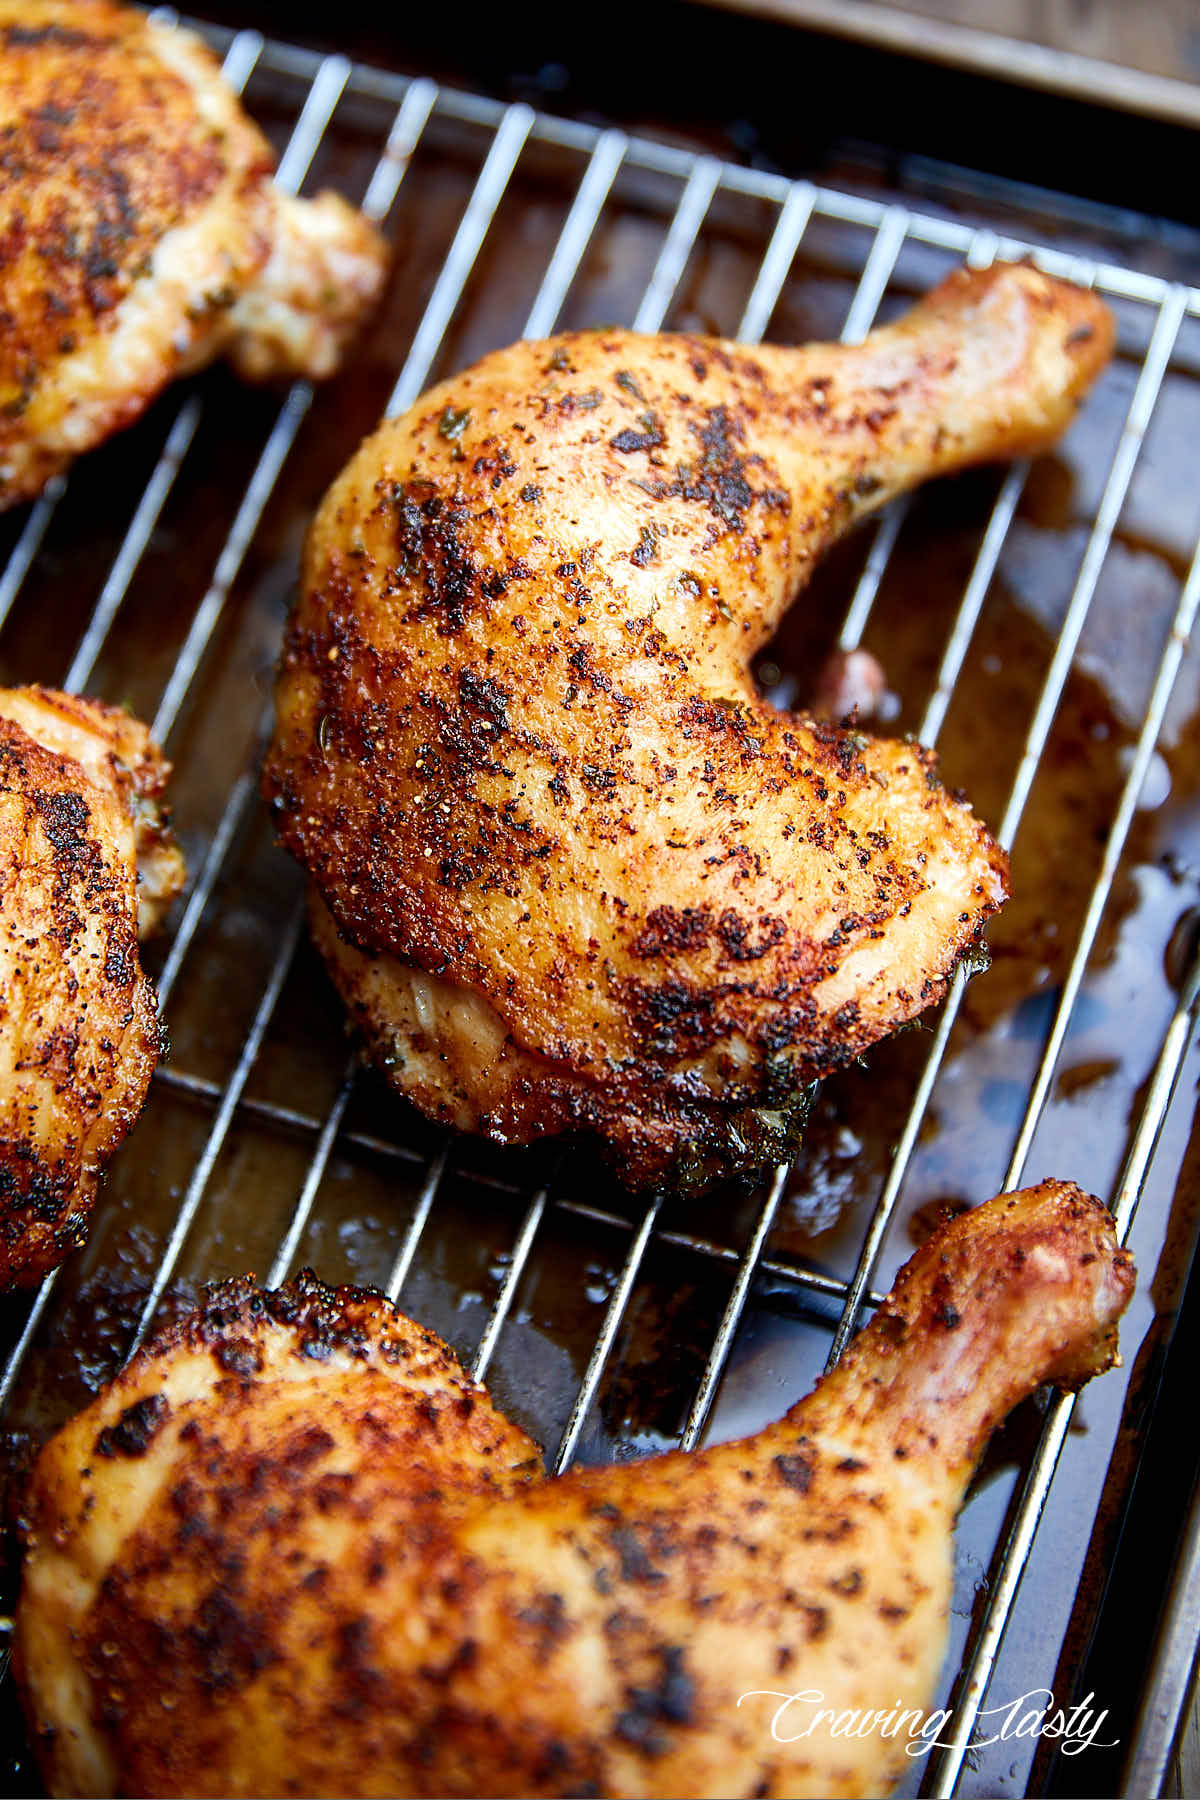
[
  {"x1": 14, "y1": 1179, "x2": 1133, "y2": 1798},
  {"x1": 0, "y1": 686, "x2": 184, "y2": 1284},
  {"x1": 0, "y1": 0, "x2": 387, "y2": 510},
  {"x1": 265, "y1": 262, "x2": 1113, "y2": 1189}
]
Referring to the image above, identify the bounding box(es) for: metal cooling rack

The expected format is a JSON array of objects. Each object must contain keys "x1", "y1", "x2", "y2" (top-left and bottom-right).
[{"x1": 2, "y1": 17, "x2": 1200, "y2": 1798}]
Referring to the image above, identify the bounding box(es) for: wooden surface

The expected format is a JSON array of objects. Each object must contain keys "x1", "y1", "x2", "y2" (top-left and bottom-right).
[
  {"x1": 1164, "y1": 1662, "x2": 1200, "y2": 1798},
  {"x1": 709, "y1": 0, "x2": 1200, "y2": 126},
  {"x1": 902, "y1": 0, "x2": 1199, "y2": 83}
]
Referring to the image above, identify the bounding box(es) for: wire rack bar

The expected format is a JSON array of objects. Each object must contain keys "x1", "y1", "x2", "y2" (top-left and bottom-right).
[
  {"x1": 632, "y1": 157, "x2": 722, "y2": 335},
  {"x1": 0, "y1": 480, "x2": 64, "y2": 640},
  {"x1": 156, "y1": 766, "x2": 263, "y2": 1008},
  {"x1": 837, "y1": 494, "x2": 912, "y2": 653},
  {"x1": 146, "y1": 57, "x2": 365, "y2": 744},
  {"x1": 386, "y1": 102, "x2": 535, "y2": 417},
  {"x1": 918, "y1": 458, "x2": 1028, "y2": 743},
  {"x1": 470, "y1": 1172, "x2": 555, "y2": 1382},
  {"x1": 265, "y1": 1060, "x2": 358, "y2": 1288},
  {"x1": 736, "y1": 181, "x2": 818, "y2": 344},
  {"x1": 661, "y1": 219, "x2": 918, "y2": 1444},
  {"x1": 212, "y1": 6, "x2": 264, "y2": 78},
  {"x1": 0, "y1": 1278, "x2": 54, "y2": 1415},
  {"x1": 360, "y1": 78, "x2": 439, "y2": 223},
  {"x1": 674, "y1": 240, "x2": 1030, "y2": 1432},
  {"x1": 638, "y1": 199, "x2": 917, "y2": 1451},
  {"x1": 841, "y1": 205, "x2": 910, "y2": 343},
  {"x1": 151, "y1": 382, "x2": 313, "y2": 742},
  {"x1": 522, "y1": 129, "x2": 629, "y2": 340},
  {"x1": 679, "y1": 1159, "x2": 792, "y2": 1452},
  {"x1": 154, "y1": 1061, "x2": 415, "y2": 1158},
  {"x1": 384, "y1": 1140, "x2": 451, "y2": 1302},
  {"x1": 829, "y1": 205, "x2": 919, "y2": 652},
  {"x1": 271, "y1": 50, "x2": 350, "y2": 192},
  {"x1": 125, "y1": 902, "x2": 307, "y2": 1357},
  {"x1": 644, "y1": 1222, "x2": 880, "y2": 1305},
  {"x1": 804, "y1": 215, "x2": 1081, "y2": 1307},
  {"x1": 63, "y1": 398, "x2": 207, "y2": 692},
  {"x1": 1122, "y1": 1465, "x2": 1200, "y2": 1798},
  {"x1": 149, "y1": 1047, "x2": 878, "y2": 1304},
  {"x1": 553, "y1": 1194, "x2": 665, "y2": 1473},
  {"x1": 926, "y1": 926, "x2": 1200, "y2": 1797},
  {"x1": 444, "y1": 150, "x2": 741, "y2": 1397},
  {"x1": 642, "y1": 212, "x2": 1031, "y2": 1461},
  {"x1": 668, "y1": 214, "x2": 1019, "y2": 1451}
]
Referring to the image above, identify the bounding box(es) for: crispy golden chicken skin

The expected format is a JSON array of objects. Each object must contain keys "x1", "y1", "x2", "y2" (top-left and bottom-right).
[
  {"x1": 0, "y1": 686, "x2": 184, "y2": 1285},
  {"x1": 265, "y1": 262, "x2": 1113, "y2": 1189},
  {"x1": 14, "y1": 1180, "x2": 1133, "y2": 1799},
  {"x1": 0, "y1": 0, "x2": 387, "y2": 510}
]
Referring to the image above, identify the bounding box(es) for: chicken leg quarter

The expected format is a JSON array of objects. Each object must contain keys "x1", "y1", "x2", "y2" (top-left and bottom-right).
[
  {"x1": 265, "y1": 262, "x2": 1113, "y2": 1189},
  {"x1": 14, "y1": 1179, "x2": 1134, "y2": 1798}
]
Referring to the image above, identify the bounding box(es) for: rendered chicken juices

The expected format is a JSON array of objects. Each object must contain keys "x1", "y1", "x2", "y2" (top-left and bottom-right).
[
  {"x1": 265, "y1": 262, "x2": 1113, "y2": 1190},
  {"x1": 13, "y1": 1180, "x2": 1133, "y2": 1798},
  {"x1": 0, "y1": 686, "x2": 185, "y2": 1285},
  {"x1": 0, "y1": 0, "x2": 387, "y2": 510}
]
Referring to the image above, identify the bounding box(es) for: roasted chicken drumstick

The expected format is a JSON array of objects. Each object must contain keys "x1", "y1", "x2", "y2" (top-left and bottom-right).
[
  {"x1": 0, "y1": 686, "x2": 184, "y2": 1285},
  {"x1": 0, "y1": 0, "x2": 388, "y2": 510},
  {"x1": 266, "y1": 262, "x2": 1113, "y2": 1189},
  {"x1": 14, "y1": 1179, "x2": 1132, "y2": 1798}
]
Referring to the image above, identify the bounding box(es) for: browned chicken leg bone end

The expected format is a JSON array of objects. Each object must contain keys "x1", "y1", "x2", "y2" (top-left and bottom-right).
[{"x1": 14, "y1": 1178, "x2": 1133, "y2": 1798}]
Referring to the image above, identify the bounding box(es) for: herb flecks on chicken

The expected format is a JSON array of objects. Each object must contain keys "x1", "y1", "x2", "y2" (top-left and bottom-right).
[
  {"x1": 0, "y1": 686, "x2": 184, "y2": 1285},
  {"x1": 265, "y1": 263, "x2": 1113, "y2": 1189},
  {"x1": 0, "y1": 0, "x2": 387, "y2": 509},
  {"x1": 14, "y1": 1180, "x2": 1133, "y2": 1799}
]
